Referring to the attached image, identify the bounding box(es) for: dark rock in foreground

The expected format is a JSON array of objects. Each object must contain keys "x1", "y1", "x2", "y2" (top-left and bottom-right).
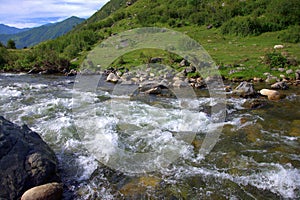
[{"x1": 0, "y1": 116, "x2": 60, "y2": 200}]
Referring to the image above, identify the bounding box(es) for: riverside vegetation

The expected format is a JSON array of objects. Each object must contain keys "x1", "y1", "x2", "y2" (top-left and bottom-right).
[{"x1": 0, "y1": 0, "x2": 299, "y2": 82}]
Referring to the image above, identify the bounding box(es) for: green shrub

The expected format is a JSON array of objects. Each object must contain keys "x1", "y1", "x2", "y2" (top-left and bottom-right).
[
  {"x1": 263, "y1": 51, "x2": 288, "y2": 68},
  {"x1": 188, "y1": 12, "x2": 205, "y2": 25},
  {"x1": 221, "y1": 16, "x2": 263, "y2": 36},
  {"x1": 279, "y1": 25, "x2": 300, "y2": 43},
  {"x1": 265, "y1": 0, "x2": 300, "y2": 29},
  {"x1": 112, "y1": 11, "x2": 126, "y2": 21},
  {"x1": 7, "y1": 39, "x2": 16, "y2": 49},
  {"x1": 0, "y1": 47, "x2": 8, "y2": 67}
]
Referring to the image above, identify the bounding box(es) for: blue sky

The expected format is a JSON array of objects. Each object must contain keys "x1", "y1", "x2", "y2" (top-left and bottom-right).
[{"x1": 0, "y1": 0, "x2": 110, "y2": 28}]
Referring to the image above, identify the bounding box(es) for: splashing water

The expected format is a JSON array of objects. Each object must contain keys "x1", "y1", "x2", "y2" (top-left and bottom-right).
[{"x1": 0, "y1": 74, "x2": 299, "y2": 199}]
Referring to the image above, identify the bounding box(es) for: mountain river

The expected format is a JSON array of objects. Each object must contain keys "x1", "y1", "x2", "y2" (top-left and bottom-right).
[{"x1": 0, "y1": 73, "x2": 299, "y2": 199}]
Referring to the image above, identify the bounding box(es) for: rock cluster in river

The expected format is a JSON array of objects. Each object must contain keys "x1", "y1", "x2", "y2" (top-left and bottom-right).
[
  {"x1": 102, "y1": 64, "x2": 206, "y2": 96},
  {"x1": 0, "y1": 116, "x2": 61, "y2": 200}
]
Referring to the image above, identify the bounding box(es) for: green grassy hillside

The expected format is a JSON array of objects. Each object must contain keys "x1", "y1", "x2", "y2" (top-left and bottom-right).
[{"x1": 0, "y1": 0, "x2": 299, "y2": 79}]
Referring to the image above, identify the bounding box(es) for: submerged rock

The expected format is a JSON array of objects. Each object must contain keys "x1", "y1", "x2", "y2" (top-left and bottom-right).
[
  {"x1": 139, "y1": 81, "x2": 161, "y2": 91},
  {"x1": 138, "y1": 81, "x2": 172, "y2": 96},
  {"x1": 173, "y1": 79, "x2": 189, "y2": 87},
  {"x1": 0, "y1": 116, "x2": 60, "y2": 200},
  {"x1": 21, "y1": 182, "x2": 63, "y2": 200},
  {"x1": 145, "y1": 87, "x2": 162, "y2": 95},
  {"x1": 243, "y1": 99, "x2": 270, "y2": 109},
  {"x1": 66, "y1": 69, "x2": 77, "y2": 76},
  {"x1": 289, "y1": 120, "x2": 300, "y2": 137},
  {"x1": 233, "y1": 81, "x2": 256, "y2": 97}
]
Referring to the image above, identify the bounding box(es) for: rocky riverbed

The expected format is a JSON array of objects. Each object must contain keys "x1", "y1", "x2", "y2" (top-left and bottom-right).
[{"x1": 0, "y1": 73, "x2": 299, "y2": 199}]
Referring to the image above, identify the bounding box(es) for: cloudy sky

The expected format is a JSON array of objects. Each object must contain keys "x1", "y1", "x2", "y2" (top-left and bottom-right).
[{"x1": 0, "y1": 0, "x2": 110, "y2": 28}]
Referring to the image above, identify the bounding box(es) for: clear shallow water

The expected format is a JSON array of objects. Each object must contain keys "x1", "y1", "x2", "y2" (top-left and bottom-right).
[{"x1": 0, "y1": 73, "x2": 299, "y2": 199}]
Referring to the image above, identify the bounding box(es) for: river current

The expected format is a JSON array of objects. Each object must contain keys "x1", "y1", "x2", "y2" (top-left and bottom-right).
[{"x1": 0, "y1": 73, "x2": 299, "y2": 199}]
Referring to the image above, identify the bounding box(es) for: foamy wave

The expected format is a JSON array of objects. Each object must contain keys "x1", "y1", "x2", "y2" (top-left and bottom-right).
[
  {"x1": 239, "y1": 164, "x2": 300, "y2": 199},
  {"x1": 76, "y1": 155, "x2": 98, "y2": 181},
  {"x1": 0, "y1": 86, "x2": 22, "y2": 98},
  {"x1": 172, "y1": 163, "x2": 300, "y2": 199}
]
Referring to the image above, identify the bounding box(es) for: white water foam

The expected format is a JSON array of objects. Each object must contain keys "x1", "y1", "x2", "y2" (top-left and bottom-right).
[
  {"x1": 76, "y1": 155, "x2": 98, "y2": 181},
  {"x1": 0, "y1": 86, "x2": 22, "y2": 98},
  {"x1": 168, "y1": 162, "x2": 300, "y2": 199},
  {"x1": 73, "y1": 97, "x2": 212, "y2": 173}
]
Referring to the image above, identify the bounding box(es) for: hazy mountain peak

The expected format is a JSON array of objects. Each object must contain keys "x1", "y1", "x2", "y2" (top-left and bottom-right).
[{"x1": 0, "y1": 16, "x2": 85, "y2": 48}]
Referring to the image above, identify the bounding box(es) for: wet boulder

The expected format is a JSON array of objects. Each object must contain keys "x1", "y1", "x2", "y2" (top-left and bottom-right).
[
  {"x1": 179, "y1": 59, "x2": 189, "y2": 67},
  {"x1": 139, "y1": 81, "x2": 169, "y2": 95},
  {"x1": 295, "y1": 70, "x2": 300, "y2": 80},
  {"x1": 21, "y1": 182, "x2": 63, "y2": 200},
  {"x1": 242, "y1": 99, "x2": 270, "y2": 109},
  {"x1": 66, "y1": 69, "x2": 77, "y2": 76},
  {"x1": 145, "y1": 87, "x2": 162, "y2": 95},
  {"x1": 271, "y1": 81, "x2": 289, "y2": 90},
  {"x1": 183, "y1": 65, "x2": 196, "y2": 75},
  {"x1": 139, "y1": 82, "x2": 163, "y2": 91},
  {"x1": 233, "y1": 81, "x2": 256, "y2": 97},
  {"x1": 150, "y1": 57, "x2": 162, "y2": 63},
  {"x1": 106, "y1": 73, "x2": 120, "y2": 83},
  {"x1": 0, "y1": 116, "x2": 60, "y2": 200},
  {"x1": 259, "y1": 89, "x2": 284, "y2": 101},
  {"x1": 173, "y1": 79, "x2": 189, "y2": 87}
]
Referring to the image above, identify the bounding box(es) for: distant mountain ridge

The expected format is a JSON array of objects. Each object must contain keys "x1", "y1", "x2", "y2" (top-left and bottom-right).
[
  {"x1": 0, "y1": 24, "x2": 29, "y2": 35},
  {"x1": 0, "y1": 16, "x2": 85, "y2": 48}
]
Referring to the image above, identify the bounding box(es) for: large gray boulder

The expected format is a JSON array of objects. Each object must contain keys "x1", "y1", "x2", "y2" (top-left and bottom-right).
[
  {"x1": 233, "y1": 81, "x2": 256, "y2": 97},
  {"x1": 0, "y1": 116, "x2": 60, "y2": 200}
]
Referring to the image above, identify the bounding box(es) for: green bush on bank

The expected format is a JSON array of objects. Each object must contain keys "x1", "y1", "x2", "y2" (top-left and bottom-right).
[
  {"x1": 262, "y1": 51, "x2": 288, "y2": 68},
  {"x1": 279, "y1": 25, "x2": 300, "y2": 43},
  {"x1": 220, "y1": 16, "x2": 262, "y2": 36}
]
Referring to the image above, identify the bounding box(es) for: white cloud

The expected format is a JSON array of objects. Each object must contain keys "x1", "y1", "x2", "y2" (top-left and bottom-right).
[{"x1": 0, "y1": 0, "x2": 110, "y2": 28}]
